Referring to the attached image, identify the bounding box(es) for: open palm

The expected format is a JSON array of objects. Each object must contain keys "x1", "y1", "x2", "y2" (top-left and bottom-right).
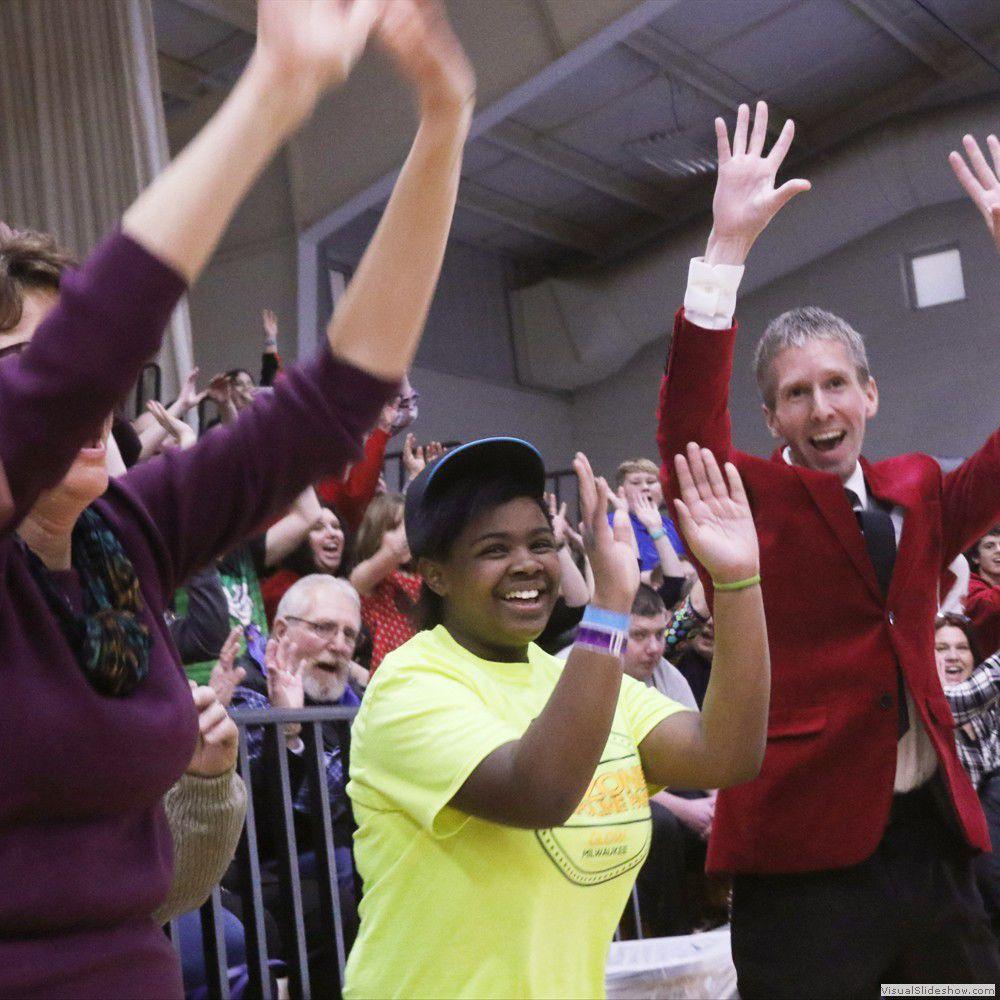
[
  {"x1": 711, "y1": 101, "x2": 810, "y2": 247},
  {"x1": 673, "y1": 444, "x2": 758, "y2": 586},
  {"x1": 950, "y1": 133, "x2": 1000, "y2": 253}
]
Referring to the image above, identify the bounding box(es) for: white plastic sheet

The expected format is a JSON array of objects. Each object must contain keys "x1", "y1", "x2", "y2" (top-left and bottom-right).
[{"x1": 605, "y1": 927, "x2": 737, "y2": 999}]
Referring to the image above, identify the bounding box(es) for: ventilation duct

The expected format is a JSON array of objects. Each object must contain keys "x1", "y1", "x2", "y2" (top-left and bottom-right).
[{"x1": 510, "y1": 97, "x2": 1000, "y2": 392}]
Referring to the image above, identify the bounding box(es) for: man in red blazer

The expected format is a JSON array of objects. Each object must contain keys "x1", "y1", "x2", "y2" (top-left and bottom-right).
[{"x1": 658, "y1": 102, "x2": 1000, "y2": 994}]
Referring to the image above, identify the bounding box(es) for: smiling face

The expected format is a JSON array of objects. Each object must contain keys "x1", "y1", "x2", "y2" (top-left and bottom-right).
[
  {"x1": 8, "y1": 289, "x2": 113, "y2": 508},
  {"x1": 935, "y1": 624, "x2": 975, "y2": 687},
  {"x1": 308, "y1": 508, "x2": 346, "y2": 573},
  {"x1": 423, "y1": 495, "x2": 560, "y2": 662},
  {"x1": 763, "y1": 339, "x2": 878, "y2": 483},
  {"x1": 274, "y1": 587, "x2": 360, "y2": 702},
  {"x1": 976, "y1": 531, "x2": 1000, "y2": 586}
]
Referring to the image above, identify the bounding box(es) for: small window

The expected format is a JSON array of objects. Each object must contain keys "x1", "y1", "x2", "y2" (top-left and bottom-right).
[{"x1": 907, "y1": 246, "x2": 965, "y2": 309}]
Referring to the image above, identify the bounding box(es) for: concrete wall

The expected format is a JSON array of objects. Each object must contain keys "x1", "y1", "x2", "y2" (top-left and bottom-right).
[{"x1": 572, "y1": 197, "x2": 999, "y2": 478}]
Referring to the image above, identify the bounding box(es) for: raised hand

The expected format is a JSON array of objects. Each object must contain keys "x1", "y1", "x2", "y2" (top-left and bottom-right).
[
  {"x1": 265, "y1": 636, "x2": 305, "y2": 741},
  {"x1": 262, "y1": 308, "x2": 279, "y2": 349},
  {"x1": 147, "y1": 399, "x2": 197, "y2": 451},
  {"x1": 545, "y1": 492, "x2": 570, "y2": 547},
  {"x1": 425, "y1": 440, "x2": 446, "y2": 463},
  {"x1": 253, "y1": 0, "x2": 386, "y2": 124},
  {"x1": 209, "y1": 626, "x2": 246, "y2": 708},
  {"x1": 706, "y1": 101, "x2": 810, "y2": 266},
  {"x1": 575, "y1": 453, "x2": 640, "y2": 613},
  {"x1": 672, "y1": 444, "x2": 759, "y2": 586},
  {"x1": 949, "y1": 133, "x2": 1000, "y2": 253},
  {"x1": 205, "y1": 372, "x2": 238, "y2": 424},
  {"x1": 402, "y1": 433, "x2": 427, "y2": 481},
  {"x1": 378, "y1": 0, "x2": 475, "y2": 117},
  {"x1": 632, "y1": 491, "x2": 664, "y2": 534},
  {"x1": 176, "y1": 366, "x2": 205, "y2": 414},
  {"x1": 186, "y1": 682, "x2": 240, "y2": 778},
  {"x1": 383, "y1": 521, "x2": 411, "y2": 564}
]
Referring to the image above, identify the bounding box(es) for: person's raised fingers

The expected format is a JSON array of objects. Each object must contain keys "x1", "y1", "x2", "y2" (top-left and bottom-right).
[
  {"x1": 191, "y1": 684, "x2": 215, "y2": 710},
  {"x1": 963, "y1": 134, "x2": 997, "y2": 190},
  {"x1": 724, "y1": 462, "x2": 750, "y2": 509},
  {"x1": 199, "y1": 700, "x2": 228, "y2": 734},
  {"x1": 701, "y1": 447, "x2": 730, "y2": 501},
  {"x1": 765, "y1": 117, "x2": 794, "y2": 167},
  {"x1": 732, "y1": 102, "x2": 750, "y2": 157},
  {"x1": 573, "y1": 452, "x2": 598, "y2": 524},
  {"x1": 949, "y1": 149, "x2": 985, "y2": 204},
  {"x1": 672, "y1": 497, "x2": 697, "y2": 543},
  {"x1": 672, "y1": 450, "x2": 699, "y2": 506},
  {"x1": 988, "y1": 134, "x2": 1000, "y2": 180},
  {"x1": 748, "y1": 99, "x2": 768, "y2": 156},
  {"x1": 771, "y1": 177, "x2": 811, "y2": 212},
  {"x1": 715, "y1": 117, "x2": 731, "y2": 164},
  {"x1": 686, "y1": 442, "x2": 715, "y2": 504}
]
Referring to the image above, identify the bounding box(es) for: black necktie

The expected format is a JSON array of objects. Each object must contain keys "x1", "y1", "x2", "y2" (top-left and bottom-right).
[{"x1": 845, "y1": 488, "x2": 909, "y2": 737}]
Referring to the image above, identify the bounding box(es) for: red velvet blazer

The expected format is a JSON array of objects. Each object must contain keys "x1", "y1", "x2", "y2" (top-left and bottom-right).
[{"x1": 657, "y1": 310, "x2": 998, "y2": 873}]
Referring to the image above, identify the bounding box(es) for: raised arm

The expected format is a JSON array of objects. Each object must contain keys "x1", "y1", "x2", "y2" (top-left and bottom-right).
[
  {"x1": 450, "y1": 454, "x2": 640, "y2": 829},
  {"x1": 657, "y1": 102, "x2": 809, "y2": 498},
  {"x1": 639, "y1": 444, "x2": 769, "y2": 789},
  {"x1": 0, "y1": 0, "x2": 383, "y2": 535},
  {"x1": 940, "y1": 135, "x2": 1000, "y2": 556},
  {"x1": 121, "y1": 1, "x2": 474, "y2": 590},
  {"x1": 323, "y1": 0, "x2": 474, "y2": 379},
  {"x1": 943, "y1": 652, "x2": 1000, "y2": 726}
]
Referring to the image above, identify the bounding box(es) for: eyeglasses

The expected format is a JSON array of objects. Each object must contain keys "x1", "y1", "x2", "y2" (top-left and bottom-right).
[{"x1": 286, "y1": 615, "x2": 358, "y2": 643}]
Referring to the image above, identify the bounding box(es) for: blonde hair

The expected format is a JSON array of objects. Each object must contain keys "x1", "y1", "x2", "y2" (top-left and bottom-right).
[
  {"x1": 615, "y1": 458, "x2": 659, "y2": 488},
  {"x1": 353, "y1": 493, "x2": 404, "y2": 566}
]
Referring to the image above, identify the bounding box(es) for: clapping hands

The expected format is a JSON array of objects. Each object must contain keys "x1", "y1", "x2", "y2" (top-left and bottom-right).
[
  {"x1": 146, "y1": 399, "x2": 196, "y2": 452},
  {"x1": 208, "y1": 626, "x2": 246, "y2": 708},
  {"x1": 186, "y1": 682, "x2": 239, "y2": 778}
]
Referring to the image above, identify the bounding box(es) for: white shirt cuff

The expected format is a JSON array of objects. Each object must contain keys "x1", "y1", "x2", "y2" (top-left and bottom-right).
[{"x1": 683, "y1": 257, "x2": 745, "y2": 330}]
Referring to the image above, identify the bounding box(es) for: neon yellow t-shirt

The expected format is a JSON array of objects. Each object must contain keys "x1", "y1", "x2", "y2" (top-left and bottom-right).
[{"x1": 343, "y1": 625, "x2": 687, "y2": 999}]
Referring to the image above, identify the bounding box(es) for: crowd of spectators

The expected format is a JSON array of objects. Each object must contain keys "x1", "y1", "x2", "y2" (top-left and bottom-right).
[{"x1": 3, "y1": 2, "x2": 999, "y2": 994}]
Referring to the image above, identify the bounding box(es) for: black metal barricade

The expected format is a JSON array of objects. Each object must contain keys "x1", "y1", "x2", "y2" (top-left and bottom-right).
[
  {"x1": 134, "y1": 361, "x2": 162, "y2": 416},
  {"x1": 176, "y1": 704, "x2": 360, "y2": 1000}
]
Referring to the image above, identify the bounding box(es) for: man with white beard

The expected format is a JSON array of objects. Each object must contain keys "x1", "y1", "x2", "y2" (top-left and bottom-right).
[{"x1": 225, "y1": 575, "x2": 366, "y2": 964}]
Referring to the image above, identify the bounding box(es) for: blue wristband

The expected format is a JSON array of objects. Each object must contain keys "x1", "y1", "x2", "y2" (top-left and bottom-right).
[
  {"x1": 581, "y1": 605, "x2": 630, "y2": 632},
  {"x1": 648, "y1": 527, "x2": 665, "y2": 541}
]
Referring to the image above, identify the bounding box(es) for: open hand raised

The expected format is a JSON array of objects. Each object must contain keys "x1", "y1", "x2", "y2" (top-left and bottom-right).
[
  {"x1": 209, "y1": 626, "x2": 246, "y2": 708},
  {"x1": 672, "y1": 444, "x2": 758, "y2": 586},
  {"x1": 707, "y1": 101, "x2": 810, "y2": 265},
  {"x1": 575, "y1": 453, "x2": 640, "y2": 613},
  {"x1": 950, "y1": 133, "x2": 1000, "y2": 253}
]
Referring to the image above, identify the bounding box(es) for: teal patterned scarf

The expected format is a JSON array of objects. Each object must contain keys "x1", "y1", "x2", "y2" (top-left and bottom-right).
[{"x1": 22, "y1": 506, "x2": 151, "y2": 696}]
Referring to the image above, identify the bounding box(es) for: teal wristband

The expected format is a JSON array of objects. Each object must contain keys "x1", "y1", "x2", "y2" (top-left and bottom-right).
[
  {"x1": 581, "y1": 605, "x2": 630, "y2": 632},
  {"x1": 648, "y1": 527, "x2": 666, "y2": 541}
]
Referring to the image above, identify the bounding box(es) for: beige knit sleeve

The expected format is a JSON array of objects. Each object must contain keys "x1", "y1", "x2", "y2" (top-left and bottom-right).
[{"x1": 154, "y1": 769, "x2": 248, "y2": 925}]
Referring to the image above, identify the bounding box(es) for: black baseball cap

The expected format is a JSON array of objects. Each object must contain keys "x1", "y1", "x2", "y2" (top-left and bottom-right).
[{"x1": 404, "y1": 437, "x2": 546, "y2": 559}]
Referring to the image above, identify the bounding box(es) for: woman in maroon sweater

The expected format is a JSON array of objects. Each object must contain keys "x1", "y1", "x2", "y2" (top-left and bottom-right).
[{"x1": 0, "y1": 2, "x2": 474, "y2": 996}]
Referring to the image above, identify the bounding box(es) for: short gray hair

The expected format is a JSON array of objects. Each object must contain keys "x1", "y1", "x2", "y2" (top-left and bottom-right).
[
  {"x1": 753, "y1": 307, "x2": 870, "y2": 409},
  {"x1": 275, "y1": 574, "x2": 360, "y2": 622}
]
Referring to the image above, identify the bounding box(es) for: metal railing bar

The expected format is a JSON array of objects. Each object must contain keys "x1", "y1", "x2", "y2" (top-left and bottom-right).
[
  {"x1": 199, "y1": 886, "x2": 230, "y2": 999},
  {"x1": 303, "y1": 720, "x2": 349, "y2": 980},
  {"x1": 236, "y1": 729, "x2": 274, "y2": 1000},
  {"x1": 264, "y1": 724, "x2": 311, "y2": 999},
  {"x1": 233, "y1": 706, "x2": 358, "y2": 725}
]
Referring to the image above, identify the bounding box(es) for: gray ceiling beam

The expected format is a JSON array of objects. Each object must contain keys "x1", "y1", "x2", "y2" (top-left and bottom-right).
[
  {"x1": 844, "y1": 0, "x2": 952, "y2": 77},
  {"x1": 486, "y1": 120, "x2": 671, "y2": 219},
  {"x1": 458, "y1": 181, "x2": 603, "y2": 257},
  {"x1": 173, "y1": 0, "x2": 256, "y2": 35},
  {"x1": 623, "y1": 28, "x2": 797, "y2": 144}
]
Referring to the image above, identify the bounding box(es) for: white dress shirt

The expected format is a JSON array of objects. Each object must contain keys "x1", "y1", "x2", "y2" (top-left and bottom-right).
[{"x1": 685, "y1": 258, "x2": 937, "y2": 792}]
